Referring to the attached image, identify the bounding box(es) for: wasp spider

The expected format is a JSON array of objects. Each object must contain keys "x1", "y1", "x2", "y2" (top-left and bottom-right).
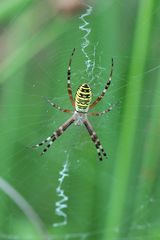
[{"x1": 33, "y1": 48, "x2": 114, "y2": 161}]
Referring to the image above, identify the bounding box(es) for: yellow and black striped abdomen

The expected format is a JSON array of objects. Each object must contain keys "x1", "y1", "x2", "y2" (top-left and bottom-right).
[{"x1": 75, "y1": 83, "x2": 92, "y2": 113}]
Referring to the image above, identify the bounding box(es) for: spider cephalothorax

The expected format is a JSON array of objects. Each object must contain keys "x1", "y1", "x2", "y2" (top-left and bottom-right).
[{"x1": 33, "y1": 48, "x2": 114, "y2": 161}]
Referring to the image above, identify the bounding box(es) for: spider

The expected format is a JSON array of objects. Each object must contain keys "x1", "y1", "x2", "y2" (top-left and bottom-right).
[{"x1": 33, "y1": 48, "x2": 114, "y2": 161}]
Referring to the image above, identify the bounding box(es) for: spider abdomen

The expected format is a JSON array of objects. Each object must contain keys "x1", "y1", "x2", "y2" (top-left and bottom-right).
[{"x1": 75, "y1": 83, "x2": 92, "y2": 112}]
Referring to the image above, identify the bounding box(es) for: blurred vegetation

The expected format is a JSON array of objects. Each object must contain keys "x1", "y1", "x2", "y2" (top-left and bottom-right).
[{"x1": 0, "y1": 0, "x2": 160, "y2": 239}]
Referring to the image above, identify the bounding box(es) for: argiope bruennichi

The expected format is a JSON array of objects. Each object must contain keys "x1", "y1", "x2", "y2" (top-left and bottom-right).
[{"x1": 33, "y1": 48, "x2": 114, "y2": 161}]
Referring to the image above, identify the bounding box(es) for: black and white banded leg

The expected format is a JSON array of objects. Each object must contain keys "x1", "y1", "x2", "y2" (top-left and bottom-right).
[
  {"x1": 45, "y1": 97, "x2": 73, "y2": 114},
  {"x1": 83, "y1": 120, "x2": 107, "y2": 161},
  {"x1": 32, "y1": 136, "x2": 52, "y2": 148},
  {"x1": 89, "y1": 58, "x2": 114, "y2": 109},
  {"x1": 88, "y1": 104, "x2": 114, "y2": 116},
  {"x1": 67, "y1": 48, "x2": 75, "y2": 106},
  {"x1": 40, "y1": 117, "x2": 75, "y2": 155}
]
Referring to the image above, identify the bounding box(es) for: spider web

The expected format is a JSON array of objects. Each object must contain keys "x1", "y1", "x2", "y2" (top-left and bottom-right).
[{"x1": 0, "y1": 0, "x2": 160, "y2": 239}]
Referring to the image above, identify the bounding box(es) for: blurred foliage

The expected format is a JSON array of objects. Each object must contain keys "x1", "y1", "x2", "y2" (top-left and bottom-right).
[{"x1": 0, "y1": 0, "x2": 160, "y2": 239}]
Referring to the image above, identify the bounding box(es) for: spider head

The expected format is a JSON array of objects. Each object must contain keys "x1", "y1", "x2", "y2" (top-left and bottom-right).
[{"x1": 75, "y1": 83, "x2": 92, "y2": 113}]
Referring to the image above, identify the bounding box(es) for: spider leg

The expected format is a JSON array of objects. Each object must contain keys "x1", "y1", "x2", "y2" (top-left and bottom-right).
[
  {"x1": 32, "y1": 136, "x2": 52, "y2": 148},
  {"x1": 88, "y1": 103, "x2": 114, "y2": 116},
  {"x1": 67, "y1": 48, "x2": 76, "y2": 107},
  {"x1": 83, "y1": 119, "x2": 107, "y2": 161},
  {"x1": 45, "y1": 97, "x2": 73, "y2": 114},
  {"x1": 40, "y1": 117, "x2": 75, "y2": 155},
  {"x1": 89, "y1": 58, "x2": 114, "y2": 109}
]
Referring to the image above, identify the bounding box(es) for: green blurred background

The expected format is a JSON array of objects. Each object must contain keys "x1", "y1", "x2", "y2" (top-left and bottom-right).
[{"x1": 0, "y1": 0, "x2": 160, "y2": 239}]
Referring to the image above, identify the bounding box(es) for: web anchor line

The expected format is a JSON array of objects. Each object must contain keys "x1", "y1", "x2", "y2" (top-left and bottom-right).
[{"x1": 53, "y1": 160, "x2": 69, "y2": 227}]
